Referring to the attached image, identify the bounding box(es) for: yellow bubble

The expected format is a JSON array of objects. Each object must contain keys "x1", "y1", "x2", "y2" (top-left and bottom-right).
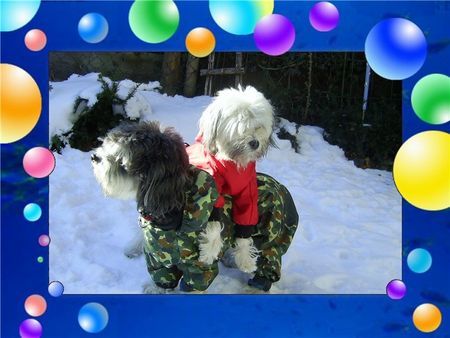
[
  {"x1": 393, "y1": 131, "x2": 450, "y2": 211},
  {"x1": 0, "y1": 64, "x2": 42, "y2": 143},
  {"x1": 413, "y1": 303, "x2": 442, "y2": 333}
]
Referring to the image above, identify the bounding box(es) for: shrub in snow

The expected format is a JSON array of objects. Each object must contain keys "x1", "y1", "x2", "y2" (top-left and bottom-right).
[
  {"x1": 275, "y1": 117, "x2": 301, "y2": 153},
  {"x1": 51, "y1": 74, "x2": 142, "y2": 152}
]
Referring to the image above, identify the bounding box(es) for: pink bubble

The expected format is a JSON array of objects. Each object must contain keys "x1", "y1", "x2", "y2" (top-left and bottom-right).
[
  {"x1": 38, "y1": 234, "x2": 50, "y2": 247},
  {"x1": 24, "y1": 294, "x2": 47, "y2": 317},
  {"x1": 23, "y1": 147, "x2": 55, "y2": 178},
  {"x1": 25, "y1": 29, "x2": 47, "y2": 51}
]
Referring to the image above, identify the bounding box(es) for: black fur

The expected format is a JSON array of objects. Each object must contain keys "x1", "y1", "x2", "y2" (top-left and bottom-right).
[{"x1": 108, "y1": 121, "x2": 190, "y2": 218}]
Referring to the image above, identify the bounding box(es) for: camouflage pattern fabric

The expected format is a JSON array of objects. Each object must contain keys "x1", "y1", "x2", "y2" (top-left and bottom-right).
[
  {"x1": 140, "y1": 167, "x2": 299, "y2": 291},
  {"x1": 253, "y1": 173, "x2": 299, "y2": 283},
  {"x1": 221, "y1": 173, "x2": 299, "y2": 283},
  {"x1": 140, "y1": 166, "x2": 226, "y2": 291}
]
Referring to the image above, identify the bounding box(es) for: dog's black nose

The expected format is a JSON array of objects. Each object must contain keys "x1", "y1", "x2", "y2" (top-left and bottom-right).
[
  {"x1": 91, "y1": 153, "x2": 101, "y2": 163},
  {"x1": 249, "y1": 140, "x2": 259, "y2": 150}
]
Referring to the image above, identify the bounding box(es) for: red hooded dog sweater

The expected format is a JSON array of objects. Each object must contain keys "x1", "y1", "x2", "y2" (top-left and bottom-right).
[{"x1": 186, "y1": 136, "x2": 258, "y2": 236}]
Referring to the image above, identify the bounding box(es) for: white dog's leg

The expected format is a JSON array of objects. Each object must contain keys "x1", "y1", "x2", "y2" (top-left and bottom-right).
[
  {"x1": 124, "y1": 228, "x2": 144, "y2": 258},
  {"x1": 198, "y1": 221, "x2": 223, "y2": 265},
  {"x1": 233, "y1": 238, "x2": 259, "y2": 273}
]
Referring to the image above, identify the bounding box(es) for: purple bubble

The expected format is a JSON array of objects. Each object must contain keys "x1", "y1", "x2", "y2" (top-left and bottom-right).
[
  {"x1": 386, "y1": 279, "x2": 406, "y2": 300},
  {"x1": 309, "y1": 2, "x2": 339, "y2": 32},
  {"x1": 254, "y1": 14, "x2": 295, "y2": 56},
  {"x1": 19, "y1": 318, "x2": 42, "y2": 338}
]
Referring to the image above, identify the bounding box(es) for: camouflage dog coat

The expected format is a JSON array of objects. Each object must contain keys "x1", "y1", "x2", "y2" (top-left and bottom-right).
[{"x1": 140, "y1": 166, "x2": 299, "y2": 291}]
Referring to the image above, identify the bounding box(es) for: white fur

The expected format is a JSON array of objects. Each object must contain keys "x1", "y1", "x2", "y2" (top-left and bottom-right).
[
  {"x1": 198, "y1": 221, "x2": 223, "y2": 265},
  {"x1": 199, "y1": 86, "x2": 275, "y2": 167},
  {"x1": 91, "y1": 138, "x2": 138, "y2": 200},
  {"x1": 232, "y1": 237, "x2": 260, "y2": 273}
]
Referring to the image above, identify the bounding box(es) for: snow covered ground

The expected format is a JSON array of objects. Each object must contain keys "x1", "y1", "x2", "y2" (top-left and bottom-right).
[{"x1": 49, "y1": 74, "x2": 401, "y2": 294}]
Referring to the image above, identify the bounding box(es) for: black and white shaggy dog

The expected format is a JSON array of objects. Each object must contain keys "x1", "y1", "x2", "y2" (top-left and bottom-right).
[{"x1": 91, "y1": 121, "x2": 224, "y2": 292}]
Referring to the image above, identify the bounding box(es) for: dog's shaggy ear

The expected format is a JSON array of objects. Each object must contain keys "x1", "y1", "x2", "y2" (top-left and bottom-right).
[
  {"x1": 132, "y1": 123, "x2": 190, "y2": 217},
  {"x1": 199, "y1": 105, "x2": 221, "y2": 154}
]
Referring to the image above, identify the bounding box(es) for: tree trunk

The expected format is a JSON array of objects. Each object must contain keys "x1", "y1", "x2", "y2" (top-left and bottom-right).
[
  {"x1": 183, "y1": 54, "x2": 199, "y2": 97},
  {"x1": 161, "y1": 52, "x2": 182, "y2": 96}
]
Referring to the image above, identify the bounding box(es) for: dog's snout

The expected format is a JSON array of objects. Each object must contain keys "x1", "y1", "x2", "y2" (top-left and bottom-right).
[
  {"x1": 91, "y1": 153, "x2": 101, "y2": 163},
  {"x1": 249, "y1": 139, "x2": 259, "y2": 150}
]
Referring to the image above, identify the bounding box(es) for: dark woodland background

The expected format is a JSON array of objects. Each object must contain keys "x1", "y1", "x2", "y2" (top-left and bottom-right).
[{"x1": 50, "y1": 52, "x2": 401, "y2": 170}]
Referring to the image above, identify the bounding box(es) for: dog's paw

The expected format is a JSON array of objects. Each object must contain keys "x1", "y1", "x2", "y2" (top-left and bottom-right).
[
  {"x1": 233, "y1": 238, "x2": 260, "y2": 273},
  {"x1": 142, "y1": 283, "x2": 176, "y2": 294},
  {"x1": 248, "y1": 275, "x2": 272, "y2": 292},
  {"x1": 124, "y1": 245, "x2": 143, "y2": 259},
  {"x1": 198, "y1": 221, "x2": 223, "y2": 265},
  {"x1": 124, "y1": 236, "x2": 144, "y2": 259}
]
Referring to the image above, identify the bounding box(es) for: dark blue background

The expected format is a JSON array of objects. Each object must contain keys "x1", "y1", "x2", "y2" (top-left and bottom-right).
[{"x1": 1, "y1": 1, "x2": 449, "y2": 337}]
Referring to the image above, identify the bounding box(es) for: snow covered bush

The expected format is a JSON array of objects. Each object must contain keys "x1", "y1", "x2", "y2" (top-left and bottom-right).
[{"x1": 50, "y1": 74, "x2": 154, "y2": 152}]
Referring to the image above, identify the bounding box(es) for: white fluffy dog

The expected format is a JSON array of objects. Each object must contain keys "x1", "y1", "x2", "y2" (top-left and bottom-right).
[{"x1": 187, "y1": 85, "x2": 275, "y2": 273}]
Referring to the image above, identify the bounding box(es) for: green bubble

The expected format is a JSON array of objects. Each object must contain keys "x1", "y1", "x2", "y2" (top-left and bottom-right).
[
  {"x1": 411, "y1": 74, "x2": 450, "y2": 125},
  {"x1": 129, "y1": 0, "x2": 179, "y2": 44},
  {"x1": 37, "y1": 256, "x2": 44, "y2": 263}
]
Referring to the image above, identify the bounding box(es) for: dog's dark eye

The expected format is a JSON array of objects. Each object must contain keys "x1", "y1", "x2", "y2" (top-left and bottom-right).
[
  {"x1": 91, "y1": 153, "x2": 101, "y2": 163},
  {"x1": 248, "y1": 140, "x2": 259, "y2": 150}
]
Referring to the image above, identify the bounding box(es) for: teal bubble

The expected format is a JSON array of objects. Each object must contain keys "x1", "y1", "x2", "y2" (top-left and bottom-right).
[
  {"x1": 209, "y1": 0, "x2": 274, "y2": 35},
  {"x1": 129, "y1": 0, "x2": 179, "y2": 44},
  {"x1": 1, "y1": 0, "x2": 41, "y2": 32},
  {"x1": 23, "y1": 203, "x2": 42, "y2": 222},
  {"x1": 407, "y1": 248, "x2": 432, "y2": 273},
  {"x1": 78, "y1": 303, "x2": 109, "y2": 333},
  {"x1": 411, "y1": 74, "x2": 450, "y2": 125}
]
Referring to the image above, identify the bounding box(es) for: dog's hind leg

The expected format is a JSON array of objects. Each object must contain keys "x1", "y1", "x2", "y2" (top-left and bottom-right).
[
  {"x1": 124, "y1": 228, "x2": 144, "y2": 258},
  {"x1": 220, "y1": 248, "x2": 238, "y2": 268}
]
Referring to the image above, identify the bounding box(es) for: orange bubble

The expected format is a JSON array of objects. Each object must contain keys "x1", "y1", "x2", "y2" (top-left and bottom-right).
[
  {"x1": 413, "y1": 303, "x2": 442, "y2": 333},
  {"x1": 24, "y1": 294, "x2": 47, "y2": 317},
  {"x1": 25, "y1": 29, "x2": 47, "y2": 51},
  {"x1": 0, "y1": 64, "x2": 42, "y2": 144},
  {"x1": 185, "y1": 27, "x2": 216, "y2": 58}
]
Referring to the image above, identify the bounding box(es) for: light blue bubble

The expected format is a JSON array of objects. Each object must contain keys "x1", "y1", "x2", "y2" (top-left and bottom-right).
[
  {"x1": 48, "y1": 281, "x2": 64, "y2": 297},
  {"x1": 365, "y1": 18, "x2": 427, "y2": 80},
  {"x1": 1, "y1": 0, "x2": 41, "y2": 32},
  {"x1": 78, "y1": 13, "x2": 109, "y2": 43},
  {"x1": 209, "y1": 0, "x2": 273, "y2": 35},
  {"x1": 23, "y1": 203, "x2": 42, "y2": 222},
  {"x1": 407, "y1": 248, "x2": 432, "y2": 273},
  {"x1": 78, "y1": 302, "x2": 109, "y2": 333}
]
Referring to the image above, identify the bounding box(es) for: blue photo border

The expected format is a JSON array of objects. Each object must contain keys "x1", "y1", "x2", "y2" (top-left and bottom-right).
[{"x1": 1, "y1": 1, "x2": 450, "y2": 337}]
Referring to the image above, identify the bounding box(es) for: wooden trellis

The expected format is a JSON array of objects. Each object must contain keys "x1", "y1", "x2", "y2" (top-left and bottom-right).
[{"x1": 200, "y1": 52, "x2": 245, "y2": 96}]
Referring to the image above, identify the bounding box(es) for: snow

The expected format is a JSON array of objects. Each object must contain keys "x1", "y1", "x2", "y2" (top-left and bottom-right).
[{"x1": 49, "y1": 74, "x2": 401, "y2": 294}]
